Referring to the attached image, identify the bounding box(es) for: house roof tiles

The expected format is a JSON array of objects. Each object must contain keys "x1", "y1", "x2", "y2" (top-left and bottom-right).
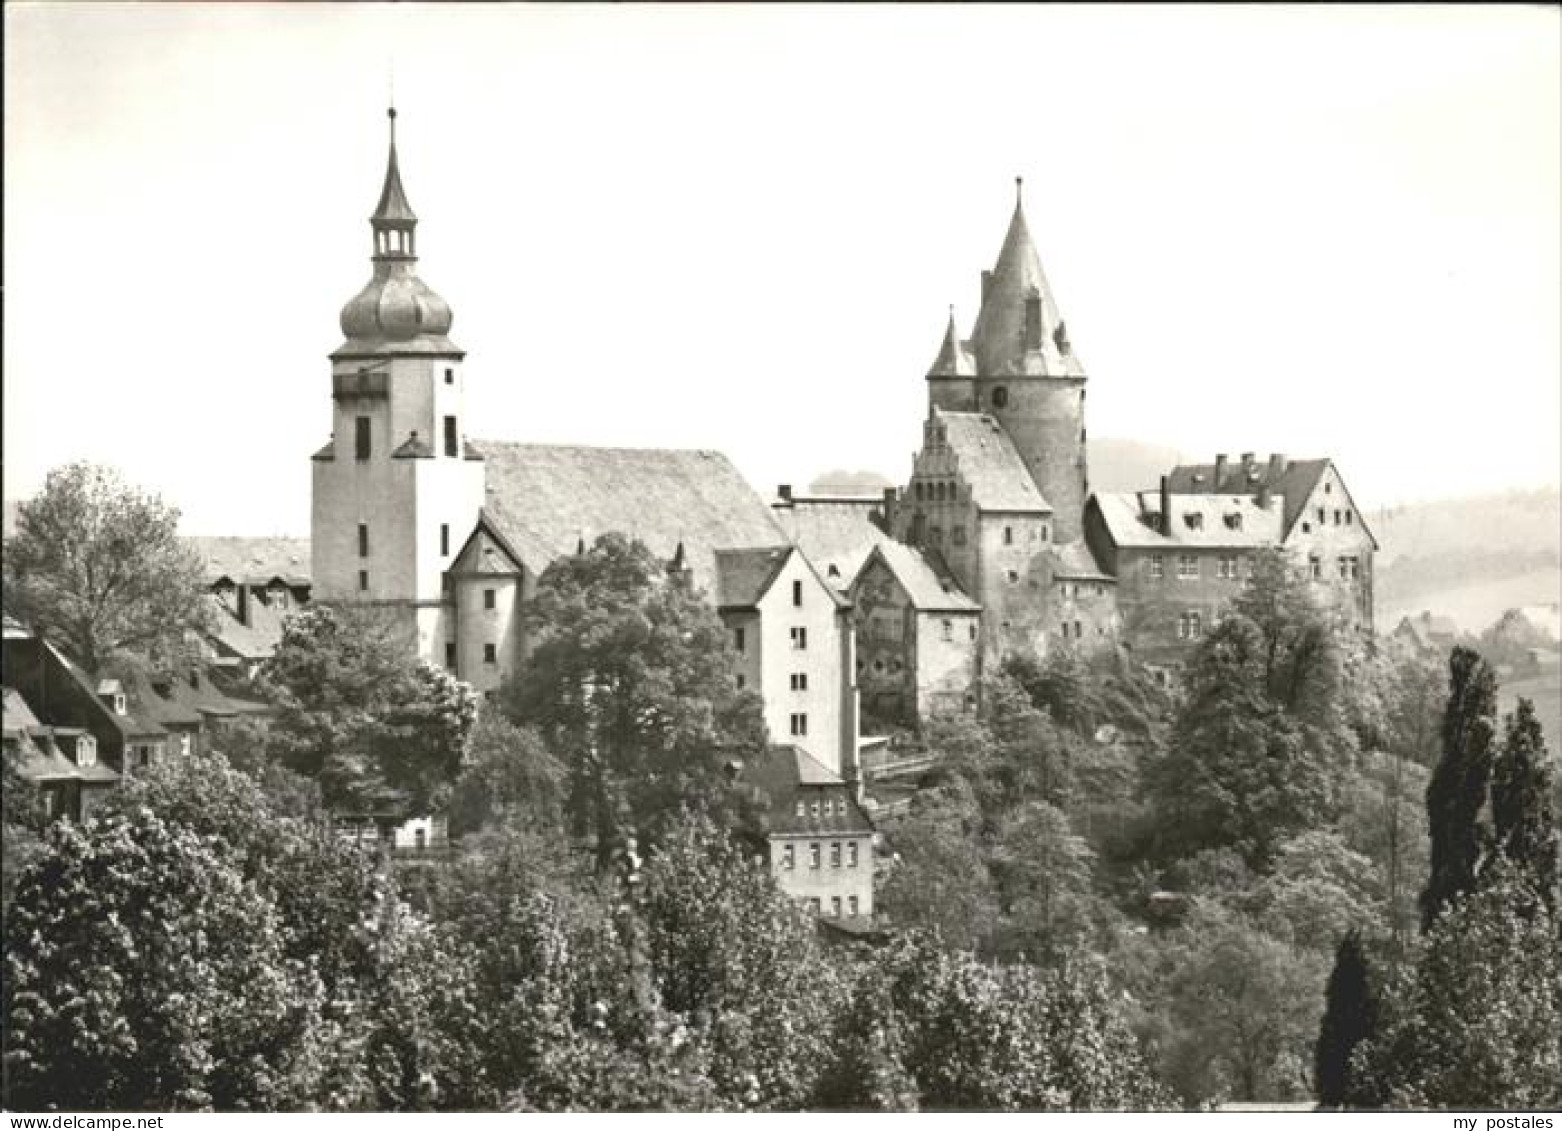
[{"x1": 935, "y1": 410, "x2": 1051, "y2": 513}]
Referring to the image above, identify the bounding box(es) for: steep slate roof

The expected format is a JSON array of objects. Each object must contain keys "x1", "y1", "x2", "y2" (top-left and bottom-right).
[
  {"x1": 967, "y1": 187, "x2": 1084, "y2": 379},
  {"x1": 479, "y1": 441, "x2": 787, "y2": 596},
  {"x1": 772, "y1": 497, "x2": 894, "y2": 586},
  {"x1": 926, "y1": 309, "x2": 977, "y2": 378},
  {"x1": 714, "y1": 547, "x2": 792, "y2": 611},
  {"x1": 2, "y1": 686, "x2": 41, "y2": 733},
  {"x1": 744, "y1": 745, "x2": 875, "y2": 836},
  {"x1": 935, "y1": 410, "x2": 1051, "y2": 513},
  {"x1": 860, "y1": 541, "x2": 979, "y2": 613},
  {"x1": 1164, "y1": 456, "x2": 1378, "y2": 549},
  {"x1": 202, "y1": 594, "x2": 291, "y2": 663},
  {"x1": 1092, "y1": 491, "x2": 1286, "y2": 550},
  {"x1": 373, "y1": 120, "x2": 418, "y2": 224},
  {"x1": 185, "y1": 537, "x2": 311, "y2": 586},
  {"x1": 53, "y1": 650, "x2": 167, "y2": 739}
]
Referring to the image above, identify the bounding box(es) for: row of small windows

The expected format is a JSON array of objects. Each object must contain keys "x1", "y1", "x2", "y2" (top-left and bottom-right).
[
  {"x1": 1146, "y1": 554, "x2": 1254, "y2": 581},
  {"x1": 442, "y1": 641, "x2": 499, "y2": 665},
  {"x1": 1060, "y1": 620, "x2": 1086, "y2": 641},
  {"x1": 357, "y1": 521, "x2": 454, "y2": 559},
  {"x1": 807, "y1": 896, "x2": 861, "y2": 919},
  {"x1": 916, "y1": 520, "x2": 1050, "y2": 547},
  {"x1": 914, "y1": 480, "x2": 960, "y2": 503},
  {"x1": 1310, "y1": 555, "x2": 1363, "y2": 581},
  {"x1": 781, "y1": 838, "x2": 861, "y2": 869}
]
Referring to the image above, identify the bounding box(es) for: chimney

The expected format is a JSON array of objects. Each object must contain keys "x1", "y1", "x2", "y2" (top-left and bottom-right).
[
  {"x1": 981, "y1": 269, "x2": 994, "y2": 303},
  {"x1": 880, "y1": 486, "x2": 897, "y2": 529},
  {"x1": 777, "y1": 484, "x2": 792, "y2": 504},
  {"x1": 1159, "y1": 475, "x2": 1172, "y2": 535},
  {"x1": 1267, "y1": 453, "x2": 1288, "y2": 482},
  {"x1": 1214, "y1": 453, "x2": 1228, "y2": 490},
  {"x1": 1240, "y1": 452, "x2": 1256, "y2": 474}
]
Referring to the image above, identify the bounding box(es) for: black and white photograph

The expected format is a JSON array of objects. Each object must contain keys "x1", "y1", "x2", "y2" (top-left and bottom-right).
[{"x1": 3, "y1": 2, "x2": 1559, "y2": 1115}]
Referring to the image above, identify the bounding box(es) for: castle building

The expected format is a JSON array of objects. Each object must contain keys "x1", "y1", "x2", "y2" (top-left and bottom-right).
[{"x1": 309, "y1": 111, "x2": 861, "y2": 784}]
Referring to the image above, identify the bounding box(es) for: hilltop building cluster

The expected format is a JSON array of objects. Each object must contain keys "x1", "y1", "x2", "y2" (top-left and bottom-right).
[{"x1": 10, "y1": 109, "x2": 1380, "y2": 927}]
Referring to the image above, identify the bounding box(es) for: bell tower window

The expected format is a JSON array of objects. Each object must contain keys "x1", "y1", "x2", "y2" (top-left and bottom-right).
[
  {"x1": 444, "y1": 415, "x2": 458, "y2": 457},
  {"x1": 991, "y1": 386, "x2": 1009, "y2": 409},
  {"x1": 355, "y1": 416, "x2": 372, "y2": 460}
]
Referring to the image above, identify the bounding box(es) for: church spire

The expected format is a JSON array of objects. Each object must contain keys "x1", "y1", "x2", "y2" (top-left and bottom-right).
[
  {"x1": 371, "y1": 106, "x2": 417, "y2": 258},
  {"x1": 926, "y1": 305, "x2": 976, "y2": 378},
  {"x1": 968, "y1": 177, "x2": 1081, "y2": 378}
]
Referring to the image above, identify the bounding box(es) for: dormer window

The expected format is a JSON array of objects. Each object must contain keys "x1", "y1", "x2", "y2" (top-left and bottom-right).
[
  {"x1": 1224, "y1": 513, "x2": 1243, "y2": 530},
  {"x1": 1184, "y1": 513, "x2": 1204, "y2": 530},
  {"x1": 77, "y1": 735, "x2": 97, "y2": 767},
  {"x1": 114, "y1": 694, "x2": 126, "y2": 716}
]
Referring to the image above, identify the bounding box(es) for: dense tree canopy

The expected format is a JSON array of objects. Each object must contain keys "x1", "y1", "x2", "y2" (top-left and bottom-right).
[
  {"x1": 258, "y1": 604, "x2": 478, "y2": 815},
  {"x1": 501, "y1": 534, "x2": 767, "y2": 869},
  {"x1": 2, "y1": 462, "x2": 212, "y2": 670}
]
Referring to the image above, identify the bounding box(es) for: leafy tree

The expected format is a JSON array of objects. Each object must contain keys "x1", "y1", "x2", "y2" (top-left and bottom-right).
[
  {"x1": 1232, "y1": 547, "x2": 1349, "y2": 731},
  {"x1": 1419, "y1": 646, "x2": 1498, "y2": 931},
  {"x1": 2, "y1": 809, "x2": 326, "y2": 1111},
  {"x1": 1148, "y1": 615, "x2": 1339, "y2": 866},
  {"x1": 259, "y1": 604, "x2": 478, "y2": 814},
  {"x1": 989, "y1": 800, "x2": 1097, "y2": 957},
  {"x1": 1157, "y1": 901, "x2": 1328, "y2": 1105},
  {"x1": 447, "y1": 713, "x2": 567, "y2": 839},
  {"x1": 1245, "y1": 831, "x2": 1386, "y2": 954},
  {"x1": 501, "y1": 533, "x2": 767, "y2": 870},
  {"x1": 1315, "y1": 930, "x2": 1378, "y2": 1108},
  {"x1": 1489, "y1": 697, "x2": 1559, "y2": 913},
  {"x1": 878, "y1": 781, "x2": 1000, "y2": 953},
  {"x1": 2, "y1": 462, "x2": 213, "y2": 671},
  {"x1": 1351, "y1": 879, "x2": 1562, "y2": 1109}
]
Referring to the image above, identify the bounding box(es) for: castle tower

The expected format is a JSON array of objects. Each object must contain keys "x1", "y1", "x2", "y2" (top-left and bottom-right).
[
  {"x1": 310, "y1": 107, "x2": 485, "y2": 666},
  {"x1": 931, "y1": 179, "x2": 1090, "y2": 543}
]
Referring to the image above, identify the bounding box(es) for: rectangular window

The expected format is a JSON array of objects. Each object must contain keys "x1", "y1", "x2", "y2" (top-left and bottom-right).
[
  {"x1": 734, "y1": 627, "x2": 746, "y2": 651},
  {"x1": 440, "y1": 523, "x2": 450, "y2": 556},
  {"x1": 1317, "y1": 506, "x2": 1326, "y2": 524},
  {"x1": 1190, "y1": 611, "x2": 1202, "y2": 638},
  {"x1": 795, "y1": 800, "x2": 806, "y2": 818},
  {"x1": 444, "y1": 642, "x2": 456, "y2": 668},
  {"x1": 358, "y1": 570, "x2": 369, "y2": 592},
  {"x1": 831, "y1": 842, "x2": 842, "y2": 868},
  {"x1": 1350, "y1": 557, "x2": 1361, "y2": 580},
  {"x1": 942, "y1": 618, "x2": 953, "y2": 641},
  {"x1": 783, "y1": 843, "x2": 795, "y2": 870},
  {"x1": 355, "y1": 416, "x2": 371, "y2": 460},
  {"x1": 1338, "y1": 556, "x2": 1351, "y2": 580},
  {"x1": 1309, "y1": 556, "x2": 1322, "y2": 580},
  {"x1": 809, "y1": 843, "x2": 821, "y2": 869},
  {"x1": 790, "y1": 672, "x2": 808, "y2": 691},
  {"x1": 1004, "y1": 525, "x2": 1014, "y2": 545},
  {"x1": 808, "y1": 897, "x2": 821, "y2": 915},
  {"x1": 1149, "y1": 554, "x2": 1165, "y2": 580},
  {"x1": 1346, "y1": 510, "x2": 1354, "y2": 525},
  {"x1": 735, "y1": 673, "x2": 746, "y2": 690},
  {"x1": 483, "y1": 643, "x2": 497, "y2": 664},
  {"x1": 790, "y1": 713, "x2": 808, "y2": 736},
  {"x1": 1178, "y1": 554, "x2": 1199, "y2": 580},
  {"x1": 848, "y1": 841, "x2": 859, "y2": 868},
  {"x1": 1218, "y1": 554, "x2": 1238, "y2": 579},
  {"x1": 444, "y1": 367, "x2": 455, "y2": 385},
  {"x1": 831, "y1": 896, "x2": 842, "y2": 918},
  {"x1": 444, "y1": 415, "x2": 458, "y2": 458},
  {"x1": 811, "y1": 799, "x2": 821, "y2": 820},
  {"x1": 790, "y1": 626, "x2": 808, "y2": 650},
  {"x1": 1006, "y1": 569, "x2": 1020, "y2": 584},
  {"x1": 1334, "y1": 509, "x2": 1343, "y2": 526},
  {"x1": 929, "y1": 526, "x2": 943, "y2": 545},
  {"x1": 952, "y1": 525, "x2": 966, "y2": 546},
  {"x1": 358, "y1": 523, "x2": 369, "y2": 558},
  {"x1": 848, "y1": 895, "x2": 859, "y2": 918},
  {"x1": 1074, "y1": 619, "x2": 1083, "y2": 638},
  {"x1": 793, "y1": 579, "x2": 803, "y2": 607},
  {"x1": 484, "y1": 588, "x2": 496, "y2": 610}
]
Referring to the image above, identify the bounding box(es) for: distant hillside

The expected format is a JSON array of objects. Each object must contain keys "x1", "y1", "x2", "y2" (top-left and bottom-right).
[{"x1": 1373, "y1": 487, "x2": 1561, "y2": 633}]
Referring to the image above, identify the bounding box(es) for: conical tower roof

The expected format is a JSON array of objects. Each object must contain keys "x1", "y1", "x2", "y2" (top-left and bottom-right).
[
  {"x1": 968, "y1": 178, "x2": 1082, "y2": 378},
  {"x1": 926, "y1": 307, "x2": 976, "y2": 378},
  {"x1": 372, "y1": 108, "x2": 417, "y2": 225}
]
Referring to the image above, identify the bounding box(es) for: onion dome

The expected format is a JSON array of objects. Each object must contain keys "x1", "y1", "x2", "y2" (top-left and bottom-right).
[{"x1": 333, "y1": 107, "x2": 461, "y2": 360}]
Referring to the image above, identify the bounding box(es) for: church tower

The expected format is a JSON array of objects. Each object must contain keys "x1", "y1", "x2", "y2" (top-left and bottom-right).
[
  {"x1": 310, "y1": 108, "x2": 485, "y2": 665},
  {"x1": 928, "y1": 179, "x2": 1089, "y2": 543}
]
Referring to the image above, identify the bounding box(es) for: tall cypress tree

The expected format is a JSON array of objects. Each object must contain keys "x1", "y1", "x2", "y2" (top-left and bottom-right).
[
  {"x1": 1419, "y1": 647, "x2": 1498, "y2": 932},
  {"x1": 1315, "y1": 930, "x2": 1377, "y2": 1108},
  {"x1": 1490, "y1": 698, "x2": 1560, "y2": 913}
]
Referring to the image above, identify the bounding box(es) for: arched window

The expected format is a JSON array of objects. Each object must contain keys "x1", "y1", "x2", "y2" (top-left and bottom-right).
[{"x1": 991, "y1": 386, "x2": 1009, "y2": 409}]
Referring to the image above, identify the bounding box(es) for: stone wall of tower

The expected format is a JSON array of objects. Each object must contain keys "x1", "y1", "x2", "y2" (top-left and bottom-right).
[{"x1": 983, "y1": 375, "x2": 1089, "y2": 544}]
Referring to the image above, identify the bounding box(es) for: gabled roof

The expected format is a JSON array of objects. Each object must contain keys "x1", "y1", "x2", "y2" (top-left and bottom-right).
[
  {"x1": 772, "y1": 496, "x2": 894, "y2": 587},
  {"x1": 1091, "y1": 491, "x2": 1286, "y2": 550},
  {"x1": 51, "y1": 647, "x2": 167, "y2": 739},
  {"x1": 392, "y1": 432, "x2": 434, "y2": 459},
  {"x1": 184, "y1": 537, "x2": 311, "y2": 587},
  {"x1": 934, "y1": 410, "x2": 1051, "y2": 513},
  {"x1": 967, "y1": 186, "x2": 1084, "y2": 379},
  {"x1": 2, "y1": 686, "x2": 40, "y2": 732},
  {"x1": 714, "y1": 547, "x2": 792, "y2": 611},
  {"x1": 1164, "y1": 456, "x2": 1378, "y2": 549},
  {"x1": 478, "y1": 440, "x2": 786, "y2": 596},
  {"x1": 856, "y1": 541, "x2": 979, "y2": 613},
  {"x1": 926, "y1": 309, "x2": 977, "y2": 378},
  {"x1": 448, "y1": 509, "x2": 527, "y2": 577},
  {"x1": 743, "y1": 745, "x2": 875, "y2": 836}
]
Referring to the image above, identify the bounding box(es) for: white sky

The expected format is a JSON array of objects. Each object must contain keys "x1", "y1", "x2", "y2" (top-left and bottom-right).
[{"x1": 5, "y1": 3, "x2": 1559, "y2": 535}]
